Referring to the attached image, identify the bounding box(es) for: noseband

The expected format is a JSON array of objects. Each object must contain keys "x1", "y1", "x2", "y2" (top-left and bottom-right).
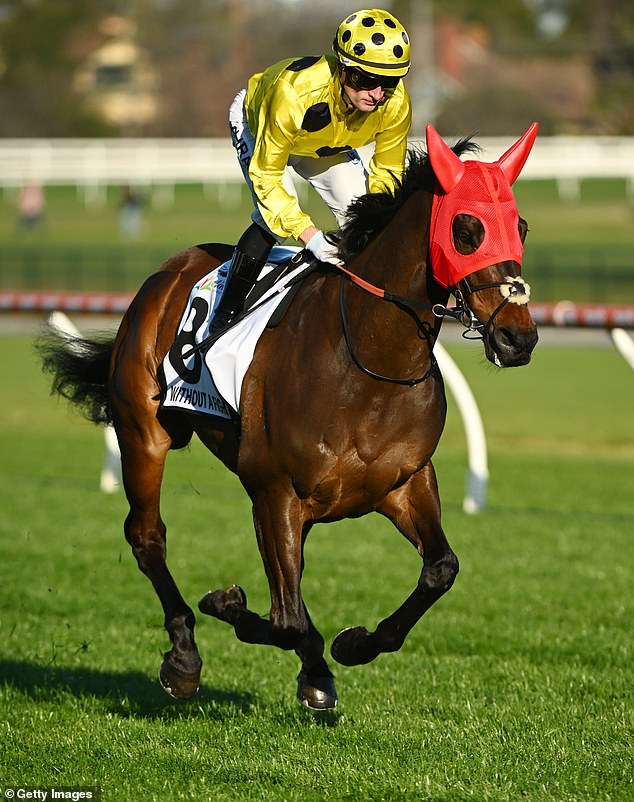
[{"x1": 433, "y1": 275, "x2": 531, "y2": 340}]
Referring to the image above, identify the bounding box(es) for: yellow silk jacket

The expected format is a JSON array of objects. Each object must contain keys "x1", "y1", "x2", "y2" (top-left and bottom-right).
[{"x1": 244, "y1": 54, "x2": 412, "y2": 240}]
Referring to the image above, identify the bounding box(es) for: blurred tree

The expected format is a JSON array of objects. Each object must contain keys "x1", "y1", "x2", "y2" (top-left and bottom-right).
[
  {"x1": 394, "y1": 0, "x2": 536, "y2": 53},
  {"x1": 585, "y1": 0, "x2": 634, "y2": 133},
  {"x1": 0, "y1": 0, "x2": 116, "y2": 136},
  {"x1": 132, "y1": 0, "x2": 335, "y2": 136},
  {"x1": 395, "y1": 0, "x2": 632, "y2": 134},
  {"x1": 0, "y1": 0, "x2": 630, "y2": 136},
  {"x1": 133, "y1": 0, "x2": 632, "y2": 135}
]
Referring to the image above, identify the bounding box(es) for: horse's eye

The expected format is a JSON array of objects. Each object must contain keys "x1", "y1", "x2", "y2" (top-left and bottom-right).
[
  {"x1": 458, "y1": 230, "x2": 472, "y2": 244},
  {"x1": 452, "y1": 214, "x2": 483, "y2": 254}
]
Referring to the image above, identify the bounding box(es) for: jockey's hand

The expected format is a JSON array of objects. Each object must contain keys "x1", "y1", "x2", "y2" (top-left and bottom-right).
[{"x1": 305, "y1": 229, "x2": 341, "y2": 265}]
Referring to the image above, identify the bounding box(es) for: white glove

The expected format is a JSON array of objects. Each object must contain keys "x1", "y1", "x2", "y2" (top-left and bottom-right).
[{"x1": 305, "y1": 230, "x2": 341, "y2": 265}]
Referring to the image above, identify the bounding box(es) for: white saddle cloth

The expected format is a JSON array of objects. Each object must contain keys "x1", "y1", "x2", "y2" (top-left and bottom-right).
[{"x1": 160, "y1": 246, "x2": 304, "y2": 419}]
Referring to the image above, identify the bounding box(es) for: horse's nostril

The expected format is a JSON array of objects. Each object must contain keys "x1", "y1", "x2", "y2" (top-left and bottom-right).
[
  {"x1": 492, "y1": 326, "x2": 515, "y2": 352},
  {"x1": 492, "y1": 326, "x2": 538, "y2": 355}
]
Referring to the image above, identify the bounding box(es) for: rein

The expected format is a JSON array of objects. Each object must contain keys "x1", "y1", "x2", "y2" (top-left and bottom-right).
[
  {"x1": 181, "y1": 254, "x2": 530, "y2": 386},
  {"x1": 336, "y1": 263, "x2": 432, "y2": 313},
  {"x1": 336, "y1": 266, "x2": 439, "y2": 387}
]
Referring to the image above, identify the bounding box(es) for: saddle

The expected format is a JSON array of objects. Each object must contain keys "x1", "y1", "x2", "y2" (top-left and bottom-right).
[
  {"x1": 158, "y1": 246, "x2": 317, "y2": 420},
  {"x1": 196, "y1": 243, "x2": 313, "y2": 329}
]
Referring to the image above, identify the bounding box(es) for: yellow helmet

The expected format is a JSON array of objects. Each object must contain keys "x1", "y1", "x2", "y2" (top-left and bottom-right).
[{"x1": 333, "y1": 9, "x2": 410, "y2": 78}]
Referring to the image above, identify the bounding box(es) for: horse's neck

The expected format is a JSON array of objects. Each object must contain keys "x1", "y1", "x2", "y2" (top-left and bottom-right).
[
  {"x1": 338, "y1": 189, "x2": 445, "y2": 377},
  {"x1": 353, "y1": 189, "x2": 435, "y2": 308}
]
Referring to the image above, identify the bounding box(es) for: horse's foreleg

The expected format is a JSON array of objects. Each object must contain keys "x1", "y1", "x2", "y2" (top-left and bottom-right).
[
  {"x1": 198, "y1": 584, "x2": 335, "y2": 709},
  {"x1": 198, "y1": 584, "x2": 272, "y2": 644},
  {"x1": 254, "y1": 493, "x2": 337, "y2": 708},
  {"x1": 119, "y1": 429, "x2": 202, "y2": 699},
  {"x1": 331, "y1": 462, "x2": 459, "y2": 667},
  {"x1": 199, "y1": 491, "x2": 337, "y2": 709},
  {"x1": 294, "y1": 602, "x2": 337, "y2": 710}
]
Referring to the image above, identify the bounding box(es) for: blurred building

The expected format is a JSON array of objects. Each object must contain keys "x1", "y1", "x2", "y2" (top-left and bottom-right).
[{"x1": 74, "y1": 15, "x2": 158, "y2": 134}]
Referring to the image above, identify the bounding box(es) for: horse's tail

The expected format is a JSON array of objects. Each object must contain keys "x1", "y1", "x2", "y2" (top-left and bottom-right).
[{"x1": 36, "y1": 327, "x2": 115, "y2": 425}]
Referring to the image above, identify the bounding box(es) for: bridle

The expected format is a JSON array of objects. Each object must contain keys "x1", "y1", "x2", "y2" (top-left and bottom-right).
[
  {"x1": 432, "y1": 273, "x2": 531, "y2": 340},
  {"x1": 337, "y1": 263, "x2": 531, "y2": 384}
]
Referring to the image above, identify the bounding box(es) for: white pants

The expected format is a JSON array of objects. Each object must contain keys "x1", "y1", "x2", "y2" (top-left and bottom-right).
[{"x1": 228, "y1": 88, "x2": 369, "y2": 241}]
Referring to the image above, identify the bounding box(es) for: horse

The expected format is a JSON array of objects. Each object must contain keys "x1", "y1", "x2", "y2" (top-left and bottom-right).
[{"x1": 38, "y1": 123, "x2": 539, "y2": 710}]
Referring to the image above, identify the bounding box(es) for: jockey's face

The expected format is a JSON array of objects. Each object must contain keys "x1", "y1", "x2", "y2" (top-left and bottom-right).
[
  {"x1": 340, "y1": 68, "x2": 398, "y2": 112},
  {"x1": 343, "y1": 82, "x2": 386, "y2": 111}
]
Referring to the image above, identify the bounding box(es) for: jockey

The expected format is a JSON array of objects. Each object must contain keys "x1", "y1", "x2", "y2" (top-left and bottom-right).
[{"x1": 211, "y1": 8, "x2": 412, "y2": 333}]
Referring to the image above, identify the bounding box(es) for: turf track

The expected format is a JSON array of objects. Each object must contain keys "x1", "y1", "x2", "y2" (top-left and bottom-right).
[{"x1": 0, "y1": 333, "x2": 632, "y2": 801}]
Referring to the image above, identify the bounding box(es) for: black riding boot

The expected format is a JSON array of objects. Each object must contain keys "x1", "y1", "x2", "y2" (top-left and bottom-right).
[{"x1": 210, "y1": 223, "x2": 275, "y2": 334}]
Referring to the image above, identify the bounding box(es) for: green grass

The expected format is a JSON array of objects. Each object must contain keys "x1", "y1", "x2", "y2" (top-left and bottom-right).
[
  {"x1": 0, "y1": 182, "x2": 338, "y2": 294},
  {"x1": 513, "y1": 179, "x2": 634, "y2": 303},
  {"x1": 0, "y1": 333, "x2": 632, "y2": 800},
  {"x1": 1, "y1": 178, "x2": 633, "y2": 301}
]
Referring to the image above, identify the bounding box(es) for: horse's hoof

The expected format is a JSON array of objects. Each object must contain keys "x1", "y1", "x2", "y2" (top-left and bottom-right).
[
  {"x1": 198, "y1": 585, "x2": 247, "y2": 618},
  {"x1": 331, "y1": 626, "x2": 380, "y2": 666},
  {"x1": 296, "y1": 673, "x2": 338, "y2": 710},
  {"x1": 159, "y1": 660, "x2": 200, "y2": 700}
]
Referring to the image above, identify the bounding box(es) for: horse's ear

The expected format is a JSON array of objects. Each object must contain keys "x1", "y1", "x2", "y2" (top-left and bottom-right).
[
  {"x1": 426, "y1": 123, "x2": 465, "y2": 193},
  {"x1": 497, "y1": 122, "x2": 539, "y2": 185}
]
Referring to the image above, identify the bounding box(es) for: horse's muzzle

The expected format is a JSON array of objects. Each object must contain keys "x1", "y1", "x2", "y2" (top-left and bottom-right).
[{"x1": 487, "y1": 324, "x2": 539, "y2": 367}]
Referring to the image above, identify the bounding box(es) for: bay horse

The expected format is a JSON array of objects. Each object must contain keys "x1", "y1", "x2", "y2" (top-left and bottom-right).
[{"x1": 38, "y1": 124, "x2": 539, "y2": 710}]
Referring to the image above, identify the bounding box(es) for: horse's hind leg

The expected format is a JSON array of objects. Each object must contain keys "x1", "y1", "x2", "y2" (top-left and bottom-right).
[
  {"x1": 331, "y1": 462, "x2": 459, "y2": 666},
  {"x1": 117, "y1": 421, "x2": 202, "y2": 699}
]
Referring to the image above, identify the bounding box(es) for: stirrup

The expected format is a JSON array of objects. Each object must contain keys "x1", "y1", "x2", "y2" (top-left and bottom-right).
[{"x1": 209, "y1": 307, "x2": 233, "y2": 335}]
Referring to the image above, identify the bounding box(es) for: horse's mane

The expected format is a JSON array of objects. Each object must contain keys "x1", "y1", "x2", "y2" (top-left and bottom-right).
[{"x1": 335, "y1": 138, "x2": 479, "y2": 261}]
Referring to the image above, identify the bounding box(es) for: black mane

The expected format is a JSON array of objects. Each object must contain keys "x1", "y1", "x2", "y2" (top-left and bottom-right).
[{"x1": 335, "y1": 138, "x2": 479, "y2": 261}]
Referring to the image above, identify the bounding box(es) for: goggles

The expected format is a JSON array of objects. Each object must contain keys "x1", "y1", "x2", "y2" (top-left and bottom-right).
[{"x1": 344, "y1": 69, "x2": 400, "y2": 92}]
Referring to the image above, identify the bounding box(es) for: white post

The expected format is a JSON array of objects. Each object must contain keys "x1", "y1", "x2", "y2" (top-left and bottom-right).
[
  {"x1": 610, "y1": 327, "x2": 634, "y2": 373},
  {"x1": 100, "y1": 424, "x2": 122, "y2": 494},
  {"x1": 47, "y1": 311, "x2": 122, "y2": 493},
  {"x1": 434, "y1": 341, "x2": 489, "y2": 514}
]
